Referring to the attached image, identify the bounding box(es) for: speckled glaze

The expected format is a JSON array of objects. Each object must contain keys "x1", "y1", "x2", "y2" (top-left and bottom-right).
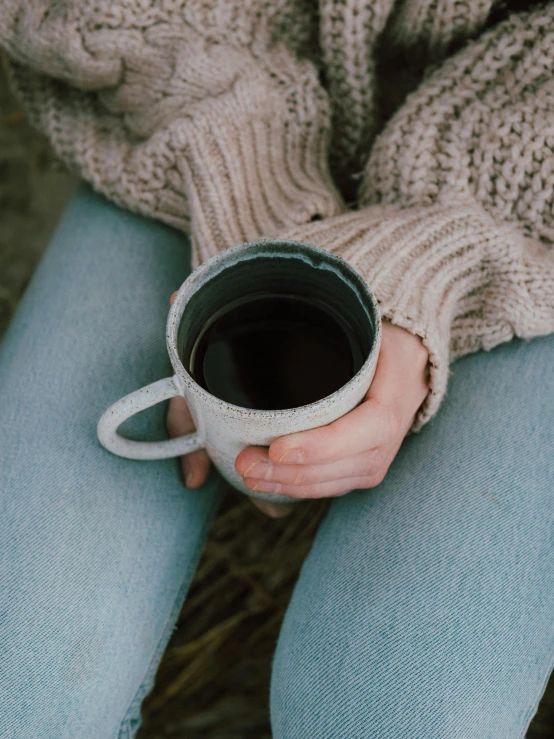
[{"x1": 97, "y1": 239, "x2": 382, "y2": 503}]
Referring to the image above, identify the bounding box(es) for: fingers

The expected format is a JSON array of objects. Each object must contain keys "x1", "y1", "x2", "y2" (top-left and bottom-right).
[
  {"x1": 268, "y1": 396, "x2": 401, "y2": 466},
  {"x1": 236, "y1": 407, "x2": 407, "y2": 500},
  {"x1": 166, "y1": 395, "x2": 210, "y2": 488},
  {"x1": 166, "y1": 395, "x2": 194, "y2": 435},
  {"x1": 236, "y1": 445, "x2": 388, "y2": 486},
  {"x1": 179, "y1": 450, "x2": 211, "y2": 488},
  {"x1": 248, "y1": 497, "x2": 296, "y2": 518},
  {"x1": 244, "y1": 473, "x2": 386, "y2": 500},
  {"x1": 169, "y1": 291, "x2": 177, "y2": 305},
  {"x1": 266, "y1": 322, "x2": 428, "y2": 468}
]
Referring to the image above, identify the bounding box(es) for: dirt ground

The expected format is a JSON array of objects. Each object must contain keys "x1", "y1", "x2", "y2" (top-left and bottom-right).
[
  {"x1": 1, "y1": 61, "x2": 553, "y2": 739},
  {"x1": 0, "y1": 69, "x2": 77, "y2": 337}
]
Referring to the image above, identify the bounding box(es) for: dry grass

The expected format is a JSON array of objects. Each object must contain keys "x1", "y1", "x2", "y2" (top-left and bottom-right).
[
  {"x1": 138, "y1": 492, "x2": 330, "y2": 738},
  {"x1": 1, "y1": 62, "x2": 553, "y2": 739},
  {"x1": 0, "y1": 63, "x2": 77, "y2": 337}
]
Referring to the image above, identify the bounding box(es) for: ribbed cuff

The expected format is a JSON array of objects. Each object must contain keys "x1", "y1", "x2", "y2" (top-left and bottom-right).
[
  {"x1": 178, "y1": 109, "x2": 346, "y2": 266},
  {"x1": 277, "y1": 200, "x2": 502, "y2": 430},
  {"x1": 6, "y1": 54, "x2": 346, "y2": 249}
]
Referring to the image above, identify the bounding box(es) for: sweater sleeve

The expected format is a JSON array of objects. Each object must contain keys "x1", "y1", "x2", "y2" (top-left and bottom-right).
[
  {"x1": 0, "y1": 1, "x2": 345, "y2": 266},
  {"x1": 274, "y1": 5, "x2": 554, "y2": 429}
]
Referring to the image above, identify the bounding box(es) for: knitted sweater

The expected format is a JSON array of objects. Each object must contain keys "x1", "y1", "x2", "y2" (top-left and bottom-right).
[{"x1": 1, "y1": 1, "x2": 553, "y2": 428}]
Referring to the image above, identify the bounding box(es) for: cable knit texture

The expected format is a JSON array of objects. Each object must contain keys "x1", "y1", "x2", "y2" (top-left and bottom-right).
[{"x1": 1, "y1": 0, "x2": 553, "y2": 429}]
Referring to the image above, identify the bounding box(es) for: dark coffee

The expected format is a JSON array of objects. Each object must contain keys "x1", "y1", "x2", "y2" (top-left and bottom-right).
[{"x1": 187, "y1": 293, "x2": 365, "y2": 410}]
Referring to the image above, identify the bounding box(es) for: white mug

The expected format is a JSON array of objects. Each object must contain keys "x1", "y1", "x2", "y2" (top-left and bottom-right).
[{"x1": 97, "y1": 240, "x2": 382, "y2": 503}]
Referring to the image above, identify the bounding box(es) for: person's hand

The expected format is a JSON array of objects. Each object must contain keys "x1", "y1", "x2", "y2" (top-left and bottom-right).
[
  {"x1": 235, "y1": 321, "x2": 429, "y2": 501},
  {"x1": 166, "y1": 292, "x2": 293, "y2": 519},
  {"x1": 166, "y1": 386, "x2": 294, "y2": 519}
]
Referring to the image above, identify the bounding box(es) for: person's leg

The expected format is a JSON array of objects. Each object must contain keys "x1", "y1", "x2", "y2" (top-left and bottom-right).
[
  {"x1": 271, "y1": 334, "x2": 554, "y2": 738},
  {"x1": 0, "y1": 186, "x2": 225, "y2": 739}
]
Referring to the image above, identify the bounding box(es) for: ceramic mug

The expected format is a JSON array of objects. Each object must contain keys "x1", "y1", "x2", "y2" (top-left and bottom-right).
[{"x1": 97, "y1": 239, "x2": 382, "y2": 503}]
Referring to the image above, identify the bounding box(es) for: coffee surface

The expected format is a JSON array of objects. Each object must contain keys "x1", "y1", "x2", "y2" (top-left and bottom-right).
[{"x1": 188, "y1": 293, "x2": 365, "y2": 410}]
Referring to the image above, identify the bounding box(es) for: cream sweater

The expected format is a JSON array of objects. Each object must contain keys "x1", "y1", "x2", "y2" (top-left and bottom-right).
[{"x1": 1, "y1": 1, "x2": 553, "y2": 427}]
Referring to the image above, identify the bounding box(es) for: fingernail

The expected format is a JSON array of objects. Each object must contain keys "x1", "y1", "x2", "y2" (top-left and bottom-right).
[
  {"x1": 246, "y1": 479, "x2": 281, "y2": 494},
  {"x1": 243, "y1": 459, "x2": 271, "y2": 479},
  {"x1": 182, "y1": 459, "x2": 194, "y2": 488},
  {"x1": 278, "y1": 449, "x2": 304, "y2": 464}
]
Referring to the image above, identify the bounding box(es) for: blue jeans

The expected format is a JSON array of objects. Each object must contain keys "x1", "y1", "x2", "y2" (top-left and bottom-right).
[{"x1": 1, "y1": 186, "x2": 552, "y2": 739}]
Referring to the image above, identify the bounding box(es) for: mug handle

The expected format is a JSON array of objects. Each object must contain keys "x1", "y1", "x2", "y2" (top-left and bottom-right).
[{"x1": 97, "y1": 376, "x2": 203, "y2": 460}]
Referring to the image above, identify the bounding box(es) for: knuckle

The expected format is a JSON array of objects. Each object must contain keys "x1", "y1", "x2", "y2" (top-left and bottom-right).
[
  {"x1": 376, "y1": 446, "x2": 389, "y2": 468},
  {"x1": 302, "y1": 483, "x2": 319, "y2": 497},
  {"x1": 362, "y1": 447, "x2": 386, "y2": 475},
  {"x1": 291, "y1": 466, "x2": 307, "y2": 486},
  {"x1": 316, "y1": 422, "x2": 337, "y2": 448},
  {"x1": 385, "y1": 402, "x2": 402, "y2": 440},
  {"x1": 360, "y1": 476, "x2": 375, "y2": 489},
  {"x1": 372, "y1": 467, "x2": 388, "y2": 486}
]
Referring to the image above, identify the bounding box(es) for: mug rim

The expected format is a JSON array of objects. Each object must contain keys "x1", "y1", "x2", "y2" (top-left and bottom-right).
[{"x1": 166, "y1": 239, "x2": 382, "y2": 419}]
